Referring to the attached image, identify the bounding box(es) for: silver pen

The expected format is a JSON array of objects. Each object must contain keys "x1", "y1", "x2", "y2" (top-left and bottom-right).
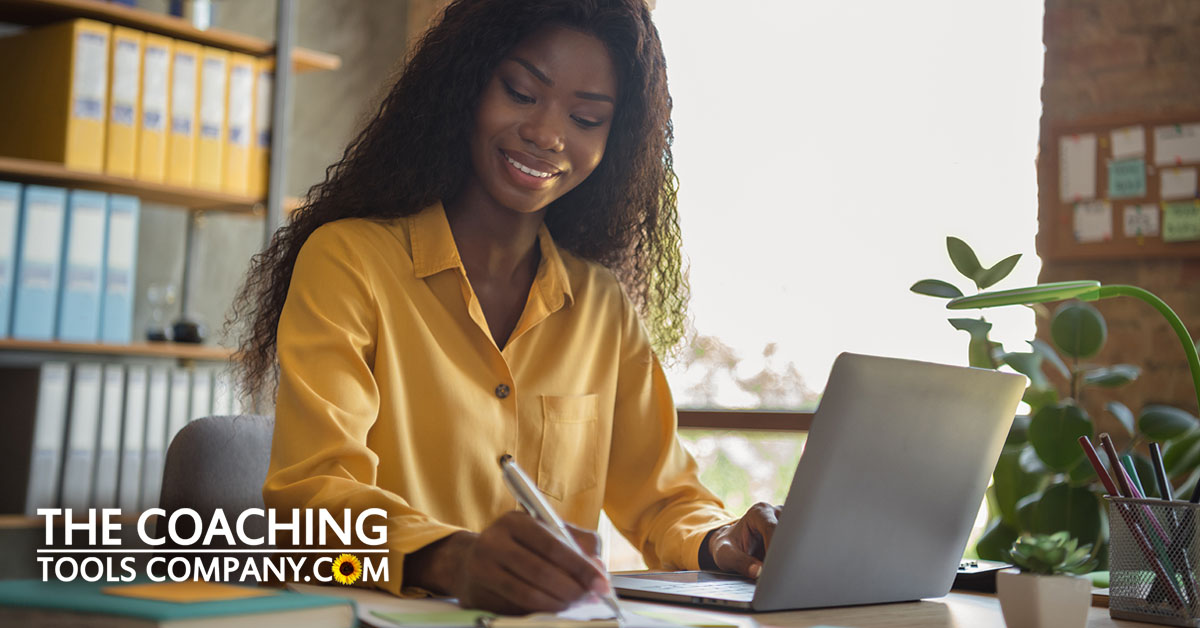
[{"x1": 498, "y1": 454, "x2": 626, "y2": 623}]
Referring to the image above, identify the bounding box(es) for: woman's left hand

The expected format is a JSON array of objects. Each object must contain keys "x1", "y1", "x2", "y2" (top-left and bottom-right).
[{"x1": 703, "y1": 502, "x2": 781, "y2": 578}]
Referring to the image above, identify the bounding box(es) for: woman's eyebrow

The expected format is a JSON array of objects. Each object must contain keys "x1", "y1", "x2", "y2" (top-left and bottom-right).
[{"x1": 510, "y1": 56, "x2": 615, "y2": 105}]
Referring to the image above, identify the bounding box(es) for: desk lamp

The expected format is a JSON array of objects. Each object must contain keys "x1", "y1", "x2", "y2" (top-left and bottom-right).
[{"x1": 946, "y1": 280, "x2": 1200, "y2": 415}]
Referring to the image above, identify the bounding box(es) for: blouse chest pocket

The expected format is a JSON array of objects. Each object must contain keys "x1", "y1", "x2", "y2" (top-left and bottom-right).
[{"x1": 537, "y1": 394, "x2": 600, "y2": 502}]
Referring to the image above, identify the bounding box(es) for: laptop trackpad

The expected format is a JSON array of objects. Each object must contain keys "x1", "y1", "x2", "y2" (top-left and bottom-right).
[{"x1": 613, "y1": 571, "x2": 756, "y2": 603}]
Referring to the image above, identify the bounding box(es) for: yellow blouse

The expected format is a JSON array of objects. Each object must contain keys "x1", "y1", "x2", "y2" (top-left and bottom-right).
[{"x1": 263, "y1": 203, "x2": 735, "y2": 595}]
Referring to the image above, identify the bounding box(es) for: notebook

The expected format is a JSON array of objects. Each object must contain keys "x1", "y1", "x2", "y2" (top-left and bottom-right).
[{"x1": 613, "y1": 352, "x2": 1025, "y2": 611}]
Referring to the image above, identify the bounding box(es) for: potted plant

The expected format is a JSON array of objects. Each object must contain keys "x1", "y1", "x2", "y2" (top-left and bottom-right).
[{"x1": 997, "y1": 531, "x2": 1098, "y2": 628}]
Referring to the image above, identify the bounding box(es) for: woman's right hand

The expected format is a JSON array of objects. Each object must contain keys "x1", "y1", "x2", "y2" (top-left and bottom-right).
[{"x1": 405, "y1": 511, "x2": 611, "y2": 614}]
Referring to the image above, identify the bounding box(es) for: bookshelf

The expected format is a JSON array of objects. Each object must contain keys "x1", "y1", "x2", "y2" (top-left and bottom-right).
[
  {"x1": 0, "y1": 0, "x2": 341, "y2": 73},
  {"x1": 0, "y1": 339, "x2": 233, "y2": 361}
]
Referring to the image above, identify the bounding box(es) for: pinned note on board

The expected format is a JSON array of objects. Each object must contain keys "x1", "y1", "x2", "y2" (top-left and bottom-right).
[
  {"x1": 1060, "y1": 134, "x2": 1097, "y2": 203},
  {"x1": 1074, "y1": 201, "x2": 1112, "y2": 243},
  {"x1": 1108, "y1": 158, "x2": 1147, "y2": 199},
  {"x1": 1123, "y1": 204, "x2": 1160, "y2": 238},
  {"x1": 1154, "y1": 124, "x2": 1200, "y2": 166},
  {"x1": 1111, "y1": 125, "x2": 1146, "y2": 159},
  {"x1": 1163, "y1": 202, "x2": 1200, "y2": 243},
  {"x1": 1160, "y1": 167, "x2": 1198, "y2": 200}
]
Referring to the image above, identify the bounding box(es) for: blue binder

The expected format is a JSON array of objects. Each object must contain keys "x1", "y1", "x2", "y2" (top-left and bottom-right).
[
  {"x1": 0, "y1": 181, "x2": 20, "y2": 337},
  {"x1": 99, "y1": 194, "x2": 140, "y2": 343},
  {"x1": 12, "y1": 185, "x2": 67, "y2": 340},
  {"x1": 56, "y1": 190, "x2": 108, "y2": 342}
]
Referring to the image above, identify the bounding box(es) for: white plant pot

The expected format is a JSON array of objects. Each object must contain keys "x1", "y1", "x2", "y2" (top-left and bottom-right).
[{"x1": 996, "y1": 569, "x2": 1092, "y2": 628}]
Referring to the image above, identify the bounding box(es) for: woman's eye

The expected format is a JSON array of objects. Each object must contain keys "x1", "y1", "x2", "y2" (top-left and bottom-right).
[
  {"x1": 503, "y1": 82, "x2": 534, "y2": 104},
  {"x1": 572, "y1": 116, "x2": 605, "y2": 129}
]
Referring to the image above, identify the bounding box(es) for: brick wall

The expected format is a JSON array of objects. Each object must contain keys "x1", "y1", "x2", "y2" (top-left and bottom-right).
[{"x1": 1039, "y1": 0, "x2": 1200, "y2": 424}]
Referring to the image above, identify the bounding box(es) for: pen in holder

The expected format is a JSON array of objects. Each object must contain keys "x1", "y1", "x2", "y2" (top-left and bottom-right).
[{"x1": 1107, "y1": 496, "x2": 1200, "y2": 626}]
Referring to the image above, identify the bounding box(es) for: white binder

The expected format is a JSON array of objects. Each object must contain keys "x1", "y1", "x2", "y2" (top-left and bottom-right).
[
  {"x1": 23, "y1": 362, "x2": 71, "y2": 515},
  {"x1": 189, "y1": 367, "x2": 212, "y2": 421},
  {"x1": 139, "y1": 366, "x2": 169, "y2": 511},
  {"x1": 93, "y1": 363, "x2": 124, "y2": 509},
  {"x1": 165, "y1": 368, "x2": 191, "y2": 451},
  {"x1": 118, "y1": 364, "x2": 147, "y2": 513},
  {"x1": 60, "y1": 363, "x2": 103, "y2": 511}
]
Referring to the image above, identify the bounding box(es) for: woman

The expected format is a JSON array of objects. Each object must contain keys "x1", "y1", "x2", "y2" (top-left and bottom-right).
[{"x1": 231, "y1": 0, "x2": 779, "y2": 614}]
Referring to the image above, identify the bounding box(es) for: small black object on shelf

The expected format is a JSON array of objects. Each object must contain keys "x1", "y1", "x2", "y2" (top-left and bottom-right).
[{"x1": 171, "y1": 318, "x2": 207, "y2": 344}]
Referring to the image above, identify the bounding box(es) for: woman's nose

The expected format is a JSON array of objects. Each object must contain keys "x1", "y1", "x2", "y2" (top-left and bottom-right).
[{"x1": 519, "y1": 108, "x2": 565, "y2": 153}]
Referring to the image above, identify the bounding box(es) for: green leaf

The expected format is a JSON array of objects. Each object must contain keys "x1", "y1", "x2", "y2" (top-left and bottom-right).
[
  {"x1": 1019, "y1": 445, "x2": 1050, "y2": 475},
  {"x1": 977, "y1": 253, "x2": 1023, "y2": 290},
  {"x1": 1162, "y1": 430, "x2": 1200, "y2": 476},
  {"x1": 1029, "y1": 483, "x2": 1103, "y2": 548},
  {"x1": 1003, "y1": 352, "x2": 1049, "y2": 389},
  {"x1": 949, "y1": 318, "x2": 998, "y2": 369},
  {"x1": 1028, "y1": 402, "x2": 1094, "y2": 471},
  {"x1": 1130, "y1": 453, "x2": 1159, "y2": 498},
  {"x1": 1067, "y1": 454, "x2": 1098, "y2": 485},
  {"x1": 1030, "y1": 338, "x2": 1071, "y2": 380},
  {"x1": 992, "y1": 445, "x2": 1045, "y2": 527},
  {"x1": 1005, "y1": 415, "x2": 1031, "y2": 446},
  {"x1": 1106, "y1": 402, "x2": 1136, "y2": 437},
  {"x1": 1022, "y1": 387, "x2": 1059, "y2": 415},
  {"x1": 1082, "y1": 364, "x2": 1140, "y2": 388},
  {"x1": 975, "y1": 518, "x2": 1020, "y2": 562},
  {"x1": 1140, "y1": 405, "x2": 1200, "y2": 441},
  {"x1": 910, "y1": 279, "x2": 964, "y2": 299},
  {"x1": 947, "y1": 236, "x2": 984, "y2": 283},
  {"x1": 1050, "y1": 302, "x2": 1107, "y2": 359}
]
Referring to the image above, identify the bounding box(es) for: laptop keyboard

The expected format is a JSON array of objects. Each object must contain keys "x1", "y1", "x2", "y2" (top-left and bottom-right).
[{"x1": 627, "y1": 578, "x2": 756, "y2": 601}]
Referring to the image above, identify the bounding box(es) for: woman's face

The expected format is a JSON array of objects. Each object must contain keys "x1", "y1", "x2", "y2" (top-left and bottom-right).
[{"x1": 466, "y1": 25, "x2": 618, "y2": 215}]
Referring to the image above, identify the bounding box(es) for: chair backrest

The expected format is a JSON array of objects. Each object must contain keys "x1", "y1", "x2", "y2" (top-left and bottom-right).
[{"x1": 157, "y1": 414, "x2": 274, "y2": 547}]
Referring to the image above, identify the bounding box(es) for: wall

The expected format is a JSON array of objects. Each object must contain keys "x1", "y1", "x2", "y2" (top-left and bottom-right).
[
  {"x1": 1039, "y1": 0, "x2": 1200, "y2": 424},
  {"x1": 131, "y1": 0, "x2": 410, "y2": 347}
]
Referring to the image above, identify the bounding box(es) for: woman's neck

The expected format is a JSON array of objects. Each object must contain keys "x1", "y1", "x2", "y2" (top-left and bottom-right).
[{"x1": 442, "y1": 191, "x2": 544, "y2": 286}]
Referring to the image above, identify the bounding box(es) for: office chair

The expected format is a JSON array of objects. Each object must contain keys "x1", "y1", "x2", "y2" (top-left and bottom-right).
[{"x1": 156, "y1": 415, "x2": 275, "y2": 553}]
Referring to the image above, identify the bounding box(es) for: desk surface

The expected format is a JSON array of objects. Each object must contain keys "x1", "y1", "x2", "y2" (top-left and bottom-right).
[{"x1": 618, "y1": 592, "x2": 1157, "y2": 628}]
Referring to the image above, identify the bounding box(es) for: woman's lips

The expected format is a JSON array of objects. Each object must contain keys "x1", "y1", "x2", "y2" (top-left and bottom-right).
[{"x1": 500, "y1": 149, "x2": 562, "y2": 189}]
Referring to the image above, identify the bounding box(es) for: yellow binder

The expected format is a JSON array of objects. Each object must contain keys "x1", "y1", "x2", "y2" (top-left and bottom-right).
[
  {"x1": 136, "y1": 34, "x2": 172, "y2": 183},
  {"x1": 222, "y1": 53, "x2": 256, "y2": 196},
  {"x1": 0, "y1": 19, "x2": 111, "y2": 172},
  {"x1": 194, "y1": 47, "x2": 229, "y2": 191},
  {"x1": 105, "y1": 26, "x2": 143, "y2": 179},
  {"x1": 248, "y1": 58, "x2": 273, "y2": 200},
  {"x1": 166, "y1": 40, "x2": 199, "y2": 187}
]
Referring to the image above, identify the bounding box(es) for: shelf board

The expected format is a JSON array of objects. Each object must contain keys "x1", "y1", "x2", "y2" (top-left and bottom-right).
[
  {"x1": 0, "y1": 156, "x2": 265, "y2": 212},
  {"x1": 0, "y1": 338, "x2": 234, "y2": 361},
  {"x1": 0, "y1": 0, "x2": 341, "y2": 73}
]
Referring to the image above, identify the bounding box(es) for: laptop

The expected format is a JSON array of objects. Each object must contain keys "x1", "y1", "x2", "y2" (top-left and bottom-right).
[{"x1": 612, "y1": 352, "x2": 1025, "y2": 611}]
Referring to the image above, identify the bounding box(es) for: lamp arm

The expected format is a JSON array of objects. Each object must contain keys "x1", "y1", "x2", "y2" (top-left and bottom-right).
[{"x1": 1100, "y1": 285, "x2": 1200, "y2": 415}]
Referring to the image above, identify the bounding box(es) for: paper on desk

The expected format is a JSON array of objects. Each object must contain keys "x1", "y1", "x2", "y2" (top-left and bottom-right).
[{"x1": 288, "y1": 582, "x2": 463, "y2": 627}]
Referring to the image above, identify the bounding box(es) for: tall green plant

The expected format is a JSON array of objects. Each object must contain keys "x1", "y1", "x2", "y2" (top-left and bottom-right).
[{"x1": 912, "y1": 237, "x2": 1200, "y2": 564}]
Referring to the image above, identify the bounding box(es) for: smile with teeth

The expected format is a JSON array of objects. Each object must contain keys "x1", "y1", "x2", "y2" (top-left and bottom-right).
[{"x1": 505, "y1": 153, "x2": 558, "y2": 179}]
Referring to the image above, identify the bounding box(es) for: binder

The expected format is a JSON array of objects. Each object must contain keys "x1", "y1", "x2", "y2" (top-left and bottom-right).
[
  {"x1": 249, "y1": 59, "x2": 273, "y2": 200},
  {"x1": 0, "y1": 362, "x2": 70, "y2": 514},
  {"x1": 195, "y1": 47, "x2": 229, "y2": 191},
  {"x1": 165, "y1": 368, "x2": 191, "y2": 450},
  {"x1": 136, "y1": 34, "x2": 172, "y2": 183},
  {"x1": 105, "y1": 27, "x2": 143, "y2": 178},
  {"x1": 60, "y1": 363, "x2": 103, "y2": 511},
  {"x1": 93, "y1": 363, "x2": 124, "y2": 509},
  {"x1": 166, "y1": 40, "x2": 200, "y2": 187},
  {"x1": 211, "y1": 371, "x2": 234, "y2": 416},
  {"x1": 139, "y1": 367, "x2": 169, "y2": 511},
  {"x1": 118, "y1": 364, "x2": 147, "y2": 513},
  {"x1": 0, "y1": 182, "x2": 20, "y2": 337},
  {"x1": 189, "y1": 367, "x2": 212, "y2": 421},
  {"x1": 0, "y1": 19, "x2": 110, "y2": 172},
  {"x1": 12, "y1": 185, "x2": 67, "y2": 341},
  {"x1": 56, "y1": 190, "x2": 108, "y2": 342},
  {"x1": 99, "y1": 194, "x2": 140, "y2": 344},
  {"x1": 222, "y1": 53, "x2": 256, "y2": 196}
]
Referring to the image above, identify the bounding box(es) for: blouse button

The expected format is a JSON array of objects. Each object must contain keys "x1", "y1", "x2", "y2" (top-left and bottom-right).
[{"x1": 495, "y1": 384, "x2": 510, "y2": 399}]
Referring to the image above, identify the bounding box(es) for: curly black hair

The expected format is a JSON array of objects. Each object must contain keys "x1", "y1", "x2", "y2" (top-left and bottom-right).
[{"x1": 229, "y1": 0, "x2": 687, "y2": 402}]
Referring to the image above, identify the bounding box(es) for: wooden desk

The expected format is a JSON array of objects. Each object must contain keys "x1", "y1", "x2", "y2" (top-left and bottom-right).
[{"x1": 615, "y1": 592, "x2": 1159, "y2": 628}]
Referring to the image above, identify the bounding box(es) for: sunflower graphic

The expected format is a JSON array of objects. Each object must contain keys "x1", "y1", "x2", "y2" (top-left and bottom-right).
[{"x1": 331, "y1": 554, "x2": 362, "y2": 586}]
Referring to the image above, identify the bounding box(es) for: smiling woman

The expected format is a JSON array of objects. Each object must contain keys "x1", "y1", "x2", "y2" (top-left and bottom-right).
[{"x1": 227, "y1": 0, "x2": 782, "y2": 615}]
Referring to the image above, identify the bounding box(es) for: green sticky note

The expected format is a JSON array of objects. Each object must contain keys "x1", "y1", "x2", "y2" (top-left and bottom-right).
[
  {"x1": 1108, "y1": 158, "x2": 1146, "y2": 199},
  {"x1": 1163, "y1": 202, "x2": 1200, "y2": 242},
  {"x1": 372, "y1": 609, "x2": 496, "y2": 625}
]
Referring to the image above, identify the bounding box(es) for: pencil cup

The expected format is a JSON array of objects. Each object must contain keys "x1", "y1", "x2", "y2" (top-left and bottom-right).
[{"x1": 1107, "y1": 497, "x2": 1200, "y2": 626}]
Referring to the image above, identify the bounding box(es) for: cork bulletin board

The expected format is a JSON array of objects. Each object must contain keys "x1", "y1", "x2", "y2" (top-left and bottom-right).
[{"x1": 1039, "y1": 111, "x2": 1200, "y2": 261}]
